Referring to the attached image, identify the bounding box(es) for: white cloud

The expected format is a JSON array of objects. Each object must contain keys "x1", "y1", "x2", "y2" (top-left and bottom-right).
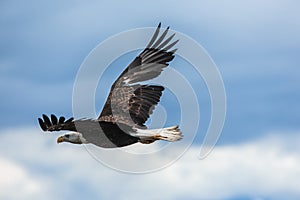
[
  {"x1": 0, "y1": 157, "x2": 48, "y2": 200},
  {"x1": 0, "y1": 127, "x2": 300, "y2": 199}
]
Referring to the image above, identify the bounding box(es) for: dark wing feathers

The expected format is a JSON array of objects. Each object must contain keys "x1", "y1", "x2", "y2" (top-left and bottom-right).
[
  {"x1": 38, "y1": 118, "x2": 47, "y2": 131},
  {"x1": 65, "y1": 117, "x2": 74, "y2": 123},
  {"x1": 144, "y1": 22, "x2": 161, "y2": 49},
  {"x1": 50, "y1": 114, "x2": 58, "y2": 125},
  {"x1": 113, "y1": 23, "x2": 177, "y2": 87},
  {"x1": 42, "y1": 114, "x2": 51, "y2": 127},
  {"x1": 157, "y1": 33, "x2": 175, "y2": 50},
  {"x1": 99, "y1": 23, "x2": 177, "y2": 126},
  {"x1": 38, "y1": 114, "x2": 76, "y2": 132},
  {"x1": 58, "y1": 116, "x2": 65, "y2": 124},
  {"x1": 128, "y1": 85, "x2": 164, "y2": 125},
  {"x1": 150, "y1": 26, "x2": 169, "y2": 49}
]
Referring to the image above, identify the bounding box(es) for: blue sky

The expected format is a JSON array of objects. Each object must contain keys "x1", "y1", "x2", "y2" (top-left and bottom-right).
[{"x1": 1, "y1": 0, "x2": 300, "y2": 199}]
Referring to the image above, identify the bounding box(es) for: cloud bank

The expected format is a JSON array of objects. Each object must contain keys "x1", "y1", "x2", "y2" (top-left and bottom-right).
[{"x1": 0, "y1": 127, "x2": 299, "y2": 200}]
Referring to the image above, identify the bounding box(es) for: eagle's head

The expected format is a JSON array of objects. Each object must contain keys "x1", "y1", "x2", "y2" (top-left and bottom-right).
[{"x1": 57, "y1": 132, "x2": 87, "y2": 144}]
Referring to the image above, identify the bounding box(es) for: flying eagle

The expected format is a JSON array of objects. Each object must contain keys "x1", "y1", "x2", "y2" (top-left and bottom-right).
[{"x1": 38, "y1": 23, "x2": 182, "y2": 148}]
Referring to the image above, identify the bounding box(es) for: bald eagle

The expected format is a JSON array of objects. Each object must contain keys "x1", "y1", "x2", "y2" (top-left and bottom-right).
[{"x1": 38, "y1": 23, "x2": 182, "y2": 148}]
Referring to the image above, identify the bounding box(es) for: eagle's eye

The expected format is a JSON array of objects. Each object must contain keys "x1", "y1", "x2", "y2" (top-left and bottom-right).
[{"x1": 65, "y1": 134, "x2": 70, "y2": 138}]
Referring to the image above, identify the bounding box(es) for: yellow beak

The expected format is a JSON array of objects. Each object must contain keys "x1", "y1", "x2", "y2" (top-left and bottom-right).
[{"x1": 57, "y1": 136, "x2": 64, "y2": 143}]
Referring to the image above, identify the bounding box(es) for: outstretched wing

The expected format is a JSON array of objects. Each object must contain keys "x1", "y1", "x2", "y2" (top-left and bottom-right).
[
  {"x1": 99, "y1": 23, "x2": 178, "y2": 126},
  {"x1": 112, "y1": 23, "x2": 178, "y2": 87},
  {"x1": 38, "y1": 114, "x2": 76, "y2": 132}
]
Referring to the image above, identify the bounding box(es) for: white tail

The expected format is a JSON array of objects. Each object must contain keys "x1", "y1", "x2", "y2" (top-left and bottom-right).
[{"x1": 133, "y1": 126, "x2": 183, "y2": 142}]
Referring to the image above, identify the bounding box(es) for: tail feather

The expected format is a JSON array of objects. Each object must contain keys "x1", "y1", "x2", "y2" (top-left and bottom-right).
[
  {"x1": 154, "y1": 125, "x2": 182, "y2": 141},
  {"x1": 133, "y1": 125, "x2": 183, "y2": 143}
]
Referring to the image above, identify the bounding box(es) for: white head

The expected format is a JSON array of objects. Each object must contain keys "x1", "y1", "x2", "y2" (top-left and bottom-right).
[{"x1": 56, "y1": 132, "x2": 87, "y2": 144}]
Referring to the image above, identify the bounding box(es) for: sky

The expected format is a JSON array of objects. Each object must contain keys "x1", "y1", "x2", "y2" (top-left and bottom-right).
[{"x1": 1, "y1": 0, "x2": 300, "y2": 199}]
